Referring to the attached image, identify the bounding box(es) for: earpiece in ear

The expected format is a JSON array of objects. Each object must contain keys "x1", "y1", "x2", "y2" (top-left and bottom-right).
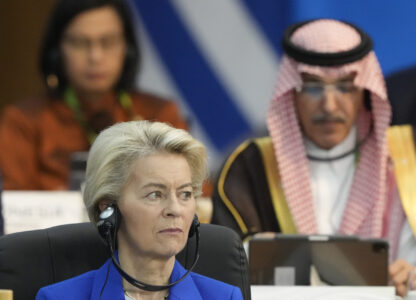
[
  {"x1": 188, "y1": 214, "x2": 200, "y2": 238},
  {"x1": 97, "y1": 205, "x2": 120, "y2": 240}
]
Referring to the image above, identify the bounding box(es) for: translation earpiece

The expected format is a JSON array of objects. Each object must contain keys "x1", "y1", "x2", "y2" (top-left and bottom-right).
[
  {"x1": 188, "y1": 214, "x2": 200, "y2": 238},
  {"x1": 97, "y1": 205, "x2": 121, "y2": 240}
]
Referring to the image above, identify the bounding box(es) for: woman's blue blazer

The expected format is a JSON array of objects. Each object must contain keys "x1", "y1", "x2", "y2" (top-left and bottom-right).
[{"x1": 36, "y1": 259, "x2": 243, "y2": 300}]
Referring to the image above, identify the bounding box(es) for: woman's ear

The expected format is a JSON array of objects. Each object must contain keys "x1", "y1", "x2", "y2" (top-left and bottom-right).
[{"x1": 98, "y1": 199, "x2": 113, "y2": 212}]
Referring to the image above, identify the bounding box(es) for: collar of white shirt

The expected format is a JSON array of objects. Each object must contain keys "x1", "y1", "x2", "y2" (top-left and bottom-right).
[{"x1": 304, "y1": 127, "x2": 357, "y2": 234}]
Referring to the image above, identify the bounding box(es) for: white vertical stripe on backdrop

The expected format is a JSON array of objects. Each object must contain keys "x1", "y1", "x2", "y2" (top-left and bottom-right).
[
  {"x1": 172, "y1": 0, "x2": 280, "y2": 130},
  {"x1": 135, "y1": 19, "x2": 222, "y2": 172},
  {"x1": 132, "y1": 0, "x2": 282, "y2": 172}
]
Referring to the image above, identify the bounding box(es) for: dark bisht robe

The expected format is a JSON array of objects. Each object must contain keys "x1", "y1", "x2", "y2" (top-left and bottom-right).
[{"x1": 211, "y1": 138, "x2": 283, "y2": 240}]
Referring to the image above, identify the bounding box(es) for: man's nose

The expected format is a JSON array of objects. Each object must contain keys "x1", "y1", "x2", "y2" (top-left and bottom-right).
[{"x1": 321, "y1": 88, "x2": 339, "y2": 113}]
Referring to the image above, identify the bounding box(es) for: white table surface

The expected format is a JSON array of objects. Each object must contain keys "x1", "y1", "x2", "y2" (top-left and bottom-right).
[{"x1": 251, "y1": 286, "x2": 395, "y2": 300}]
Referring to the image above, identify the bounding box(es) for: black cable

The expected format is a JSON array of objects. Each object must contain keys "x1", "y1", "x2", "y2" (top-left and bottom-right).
[
  {"x1": 306, "y1": 129, "x2": 371, "y2": 162},
  {"x1": 97, "y1": 206, "x2": 201, "y2": 296},
  {"x1": 306, "y1": 145, "x2": 358, "y2": 162},
  {"x1": 98, "y1": 260, "x2": 111, "y2": 300},
  {"x1": 105, "y1": 227, "x2": 200, "y2": 292}
]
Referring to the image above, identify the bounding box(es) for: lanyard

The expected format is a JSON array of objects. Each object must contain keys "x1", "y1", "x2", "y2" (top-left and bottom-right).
[{"x1": 64, "y1": 88, "x2": 136, "y2": 144}]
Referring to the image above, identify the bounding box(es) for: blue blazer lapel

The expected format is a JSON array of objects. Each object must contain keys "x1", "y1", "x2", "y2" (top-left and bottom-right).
[
  {"x1": 169, "y1": 261, "x2": 203, "y2": 300},
  {"x1": 89, "y1": 258, "x2": 202, "y2": 300},
  {"x1": 90, "y1": 259, "x2": 125, "y2": 300}
]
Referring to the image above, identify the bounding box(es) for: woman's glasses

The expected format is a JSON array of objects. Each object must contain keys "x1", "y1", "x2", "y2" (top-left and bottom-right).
[{"x1": 62, "y1": 33, "x2": 125, "y2": 55}]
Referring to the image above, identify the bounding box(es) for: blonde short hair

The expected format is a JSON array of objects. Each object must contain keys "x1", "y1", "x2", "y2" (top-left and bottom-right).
[{"x1": 83, "y1": 121, "x2": 207, "y2": 224}]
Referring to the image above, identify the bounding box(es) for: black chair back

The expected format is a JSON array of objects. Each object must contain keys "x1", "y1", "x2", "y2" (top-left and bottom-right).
[{"x1": 0, "y1": 222, "x2": 250, "y2": 300}]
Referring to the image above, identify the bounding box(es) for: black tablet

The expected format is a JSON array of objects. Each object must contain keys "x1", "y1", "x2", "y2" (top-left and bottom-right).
[{"x1": 249, "y1": 234, "x2": 388, "y2": 286}]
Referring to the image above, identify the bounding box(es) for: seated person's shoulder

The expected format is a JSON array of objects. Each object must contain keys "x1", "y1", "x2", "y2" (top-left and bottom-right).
[
  {"x1": 387, "y1": 124, "x2": 416, "y2": 141},
  {"x1": 189, "y1": 272, "x2": 243, "y2": 299},
  {"x1": 226, "y1": 136, "x2": 272, "y2": 163},
  {"x1": 130, "y1": 90, "x2": 176, "y2": 107},
  {"x1": 129, "y1": 90, "x2": 188, "y2": 128},
  {"x1": 386, "y1": 65, "x2": 416, "y2": 87},
  {"x1": 386, "y1": 66, "x2": 416, "y2": 125},
  {"x1": 36, "y1": 270, "x2": 96, "y2": 300},
  {"x1": 386, "y1": 125, "x2": 416, "y2": 168},
  {"x1": 1, "y1": 95, "x2": 51, "y2": 120}
]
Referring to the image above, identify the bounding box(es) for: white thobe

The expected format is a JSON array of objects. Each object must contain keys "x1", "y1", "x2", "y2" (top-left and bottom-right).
[{"x1": 305, "y1": 128, "x2": 416, "y2": 264}]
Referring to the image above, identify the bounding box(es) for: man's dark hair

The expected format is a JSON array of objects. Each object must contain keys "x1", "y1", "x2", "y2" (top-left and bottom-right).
[{"x1": 39, "y1": 0, "x2": 140, "y2": 96}]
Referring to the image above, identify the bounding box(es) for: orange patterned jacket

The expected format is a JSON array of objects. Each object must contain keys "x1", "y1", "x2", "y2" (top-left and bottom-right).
[{"x1": 0, "y1": 91, "x2": 187, "y2": 190}]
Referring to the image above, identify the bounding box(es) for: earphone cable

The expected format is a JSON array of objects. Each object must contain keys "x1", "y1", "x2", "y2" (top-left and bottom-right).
[{"x1": 106, "y1": 228, "x2": 200, "y2": 292}]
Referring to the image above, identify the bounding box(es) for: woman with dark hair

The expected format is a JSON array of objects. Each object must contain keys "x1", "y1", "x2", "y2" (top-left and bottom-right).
[{"x1": 0, "y1": 0, "x2": 187, "y2": 190}]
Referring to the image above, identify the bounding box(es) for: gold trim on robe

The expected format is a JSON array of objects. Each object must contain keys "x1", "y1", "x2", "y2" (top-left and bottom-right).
[
  {"x1": 387, "y1": 125, "x2": 416, "y2": 237},
  {"x1": 217, "y1": 141, "x2": 251, "y2": 235},
  {"x1": 254, "y1": 137, "x2": 297, "y2": 234}
]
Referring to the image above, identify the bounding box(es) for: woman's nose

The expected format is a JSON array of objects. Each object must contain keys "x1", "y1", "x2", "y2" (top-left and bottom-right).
[
  {"x1": 164, "y1": 195, "x2": 181, "y2": 217},
  {"x1": 88, "y1": 43, "x2": 105, "y2": 63}
]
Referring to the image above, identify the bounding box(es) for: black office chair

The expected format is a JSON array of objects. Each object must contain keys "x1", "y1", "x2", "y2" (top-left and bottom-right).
[{"x1": 0, "y1": 222, "x2": 251, "y2": 300}]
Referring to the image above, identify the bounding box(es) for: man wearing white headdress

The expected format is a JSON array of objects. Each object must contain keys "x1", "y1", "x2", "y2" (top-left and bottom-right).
[{"x1": 211, "y1": 19, "x2": 416, "y2": 296}]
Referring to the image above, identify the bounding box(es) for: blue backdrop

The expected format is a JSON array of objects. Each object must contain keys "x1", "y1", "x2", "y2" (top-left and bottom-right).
[{"x1": 131, "y1": 0, "x2": 416, "y2": 166}]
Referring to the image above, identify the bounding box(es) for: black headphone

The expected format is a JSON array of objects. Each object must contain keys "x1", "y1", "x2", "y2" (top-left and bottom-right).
[{"x1": 97, "y1": 205, "x2": 200, "y2": 292}]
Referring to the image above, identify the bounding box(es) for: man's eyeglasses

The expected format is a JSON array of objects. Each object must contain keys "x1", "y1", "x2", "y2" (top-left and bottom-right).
[{"x1": 296, "y1": 81, "x2": 358, "y2": 100}]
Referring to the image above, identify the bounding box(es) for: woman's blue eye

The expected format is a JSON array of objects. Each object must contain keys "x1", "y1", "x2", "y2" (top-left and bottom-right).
[
  {"x1": 147, "y1": 191, "x2": 162, "y2": 200},
  {"x1": 180, "y1": 191, "x2": 193, "y2": 200}
]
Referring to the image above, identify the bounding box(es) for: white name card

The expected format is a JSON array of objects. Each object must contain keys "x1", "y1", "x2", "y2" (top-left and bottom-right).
[
  {"x1": 251, "y1": 286, "x2": 395, "y2": 300},
  {"x1": 3, "y1": 191, "x2": 88, "y2": 234}
]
